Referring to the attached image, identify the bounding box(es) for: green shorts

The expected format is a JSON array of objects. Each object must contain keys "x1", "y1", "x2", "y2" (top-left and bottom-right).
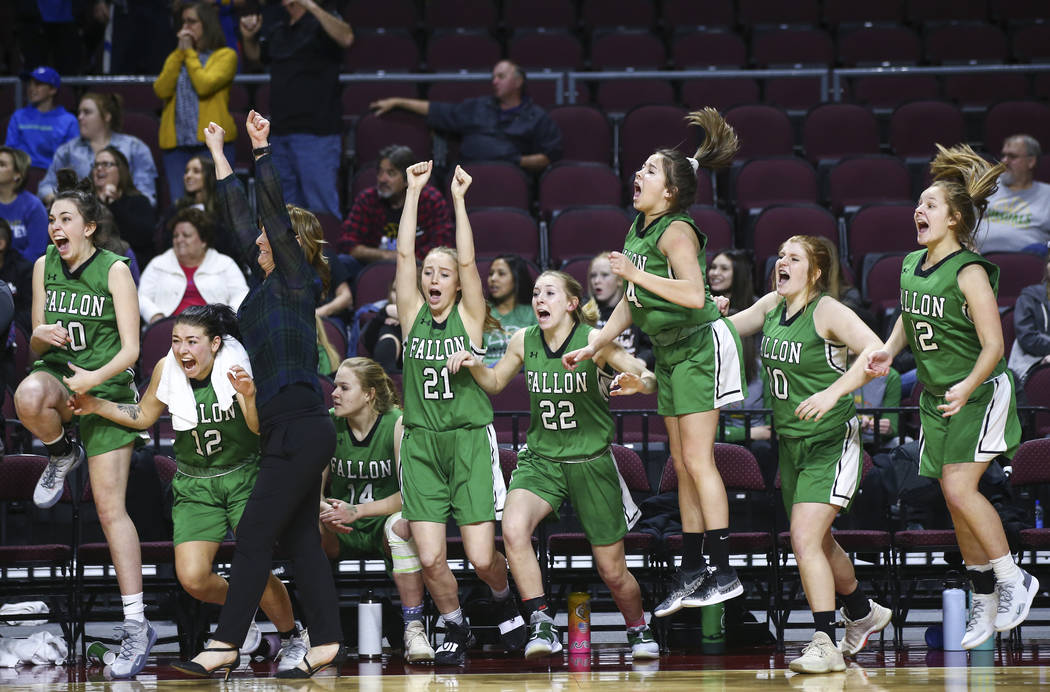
[
  {"x1": 400, "y1": 424, "x2": 506, "y2": 525},
  {"x1": 652, "y1": 318, "x2": 747, "y2": 416},
  {"x1": 171, "y1": 462, "x2": 258, "y2": 545},
  {"x1": 778, "y1": 418, "x2": 862, "y2": 515},
  {"x1": 335, "y1": 515, "x2": 391, "y2": 568},
  {"x1": 510, "y1": 446, "x2": 639, "y2": 546},
  {"x1": 31, "y1": 362, "x2": 146, "y2": 457},
  {"x1": 917, "y1": 371, "x2": 1020, "y2": 479}
]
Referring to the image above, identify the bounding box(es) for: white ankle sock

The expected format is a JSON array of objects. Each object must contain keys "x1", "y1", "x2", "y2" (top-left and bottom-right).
[
  {"x1": 990, "y1": 554, "x2": 1021, "y2": 584},
  {"x1": 122, "y1": 592, "x2": 145, "y2": 622},
  {"x1": 442, "y1": 607, "x2": 464, "y2": 626},
  {"x1": 491, "y1": 584, "x2": 511, "y2": 601}
]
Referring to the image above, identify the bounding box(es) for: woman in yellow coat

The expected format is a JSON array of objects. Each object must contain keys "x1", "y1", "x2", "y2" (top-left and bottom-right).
[{"x1": 154, "y1": 1, "x2": 237, "y2": 205}]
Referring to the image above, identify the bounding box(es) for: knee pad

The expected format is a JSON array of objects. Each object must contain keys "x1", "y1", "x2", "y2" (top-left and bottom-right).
[{"x1": 384, "y1": 511, "x2": 421, "y2": 574}]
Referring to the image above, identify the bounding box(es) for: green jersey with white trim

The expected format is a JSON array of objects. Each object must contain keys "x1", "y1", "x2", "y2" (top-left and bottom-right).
[
  {"x1": 172, "y1": 378, "x2": 259, "y2": 472},
  {"x1": 39, "y1": 245, "x2": 132, "y2": 381},
  {"x1": 899, "y1": 249, "x2": 1006, "y2": 395},
  {"x1": 621, "y1": 211, "x2": 720, "y2": 337},
  {"x1": 328, "y1": 408, "x2": 401, "y2": 506},
  {"x1": 760, "y1": 295, "x2": 855, "y2": 437},
  {"x1": 524, "y1": 324, "x2": 614, "y2": 461},
  {"x1": 402, "y1": 304, "x2": 492, "y2": 430}
]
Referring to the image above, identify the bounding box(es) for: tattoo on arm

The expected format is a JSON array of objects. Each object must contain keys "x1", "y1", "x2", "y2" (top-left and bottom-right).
[{"x1": 116, "y1": 403, "x2": 141, "y2": 420}]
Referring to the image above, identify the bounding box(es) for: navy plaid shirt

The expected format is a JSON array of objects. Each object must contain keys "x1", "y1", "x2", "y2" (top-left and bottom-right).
[{"x1": 216, "y1": 154, "x2": 321, "y2": 408}]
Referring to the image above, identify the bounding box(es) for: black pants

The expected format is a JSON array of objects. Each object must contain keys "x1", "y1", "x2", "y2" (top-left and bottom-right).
[{"x1": 213, "y1": 411, "x2": 341, "y2": 647}]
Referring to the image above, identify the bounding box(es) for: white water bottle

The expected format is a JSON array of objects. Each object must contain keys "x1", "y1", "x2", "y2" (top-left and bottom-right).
[
  {"x1": 942, "y1": 581, "x2": 966, "y2": 651},
  {"x1": 358, "y1": 590, "x2": 383, "y2": 658}
]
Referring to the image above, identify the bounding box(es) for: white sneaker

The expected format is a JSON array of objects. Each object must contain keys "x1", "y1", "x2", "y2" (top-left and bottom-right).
[
  {"x1": 837, "y1": 600, "x2": 892, "y2": 655},
  {"x1": 524, "y1": 610, "x2": 561, "y2": 659},
  {"x1": 33, "y1": 444, "x2": 84, "y2": 508},
  {"x1": 276, "y1": 629, "x2": 309, "y2": 673},
  {"x1": 241, "y1": 621, "x2": 262, "y2": 655},
  {"x1": 627, "y1": 625, "x2": 659, "y2": 660},
  {"x1": 404, "y1": 621, "x2": 435, "y2": 662},
  {"x1": 108, "y1": 619, "x2": 157, "y2": 679},
  {"x1": 789, "y1": 632, "x2": 846, "y2": 674},
  {"x1": 994, "y1": 568, "x2": 1039, "y2": 632},
  {"x1": 960, "y1": 591, "x2": 997, "y2": 649}
]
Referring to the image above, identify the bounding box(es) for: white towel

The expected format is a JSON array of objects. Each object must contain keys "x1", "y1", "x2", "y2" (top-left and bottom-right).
[
  {"x1": 155, "y1": 336, "x2": 253, "y2": 431},
  {"x1": 0, "y1": 601, "x2": 48, "y2": 626},
  {"x1": 0, "y1": 631, "x2": 69, "y2": 666}
]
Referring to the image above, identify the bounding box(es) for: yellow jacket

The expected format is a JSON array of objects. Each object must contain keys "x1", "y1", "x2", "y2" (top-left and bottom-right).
[{"x1": 154, "y1": 46, "x2": 237, "y2": 150}]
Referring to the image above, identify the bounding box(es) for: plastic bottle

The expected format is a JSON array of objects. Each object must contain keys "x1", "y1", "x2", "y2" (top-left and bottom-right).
[
  {"x1": 942, "y1": 580, "x2": 966, "y2": 651},
  {"x1": 1036, "y1": 500, "x2": 1044, "y2": 529},
  {"x1": 700, "y1": 602, "x2": 726, "y2": 654},
  {"x1": 87, "y1": 641, "x2": 116, "y2": 666},
  {"x1": 358, "y1": 589, "x2": 383, "y2": 658},
  {"x1": 567, "y1": 590, "x2": 591, "y2": 654}
]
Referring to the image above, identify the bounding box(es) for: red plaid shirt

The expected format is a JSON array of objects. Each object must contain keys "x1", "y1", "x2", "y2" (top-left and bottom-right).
[{"x1": 338, "y1": 185, "x2": 452, "y2": 258}]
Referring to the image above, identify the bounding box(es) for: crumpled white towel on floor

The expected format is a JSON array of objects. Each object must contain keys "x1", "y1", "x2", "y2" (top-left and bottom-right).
[
  {"x1": 0, "y1": 602, "x2": 49, "y2": 626},
  {"x1": 0, "y1": 632, "x2": 68, "y2": 666}
]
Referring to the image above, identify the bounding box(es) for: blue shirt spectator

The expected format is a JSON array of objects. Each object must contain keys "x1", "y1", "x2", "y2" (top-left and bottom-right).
[
  {"x1": 37, "y1": 92, "x2": 158, "y2": 206},
  {"x1": 0, "y1": 147, "x2": 48, "y2": 262},
  {"x1": 4, "y1": 66, "x2": 78, "y2": 169}
]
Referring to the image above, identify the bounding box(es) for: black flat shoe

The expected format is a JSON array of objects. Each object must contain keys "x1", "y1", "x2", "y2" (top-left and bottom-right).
[
  {"x1": 274, "y1": 644, "x2": 347, "y2": 679},
  {"x1": 171, "y1": 646, "x2": 240, "y2": 681}
]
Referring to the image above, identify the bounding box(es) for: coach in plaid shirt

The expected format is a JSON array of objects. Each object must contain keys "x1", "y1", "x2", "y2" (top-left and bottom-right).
[{"x1": 176, "y1": 112, "x2": 343, "y2": 679}]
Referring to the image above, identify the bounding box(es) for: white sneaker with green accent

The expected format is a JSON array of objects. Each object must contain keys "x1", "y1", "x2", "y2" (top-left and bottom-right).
[{"x1": 627, "y1": 626, "x2": 659, "y2": 659}]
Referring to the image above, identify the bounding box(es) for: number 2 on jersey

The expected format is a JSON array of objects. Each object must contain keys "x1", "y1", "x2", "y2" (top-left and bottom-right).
[
  {"x1": 913, "y1": 320, "x2": 939, "y2": 352},
  {"x1": 190, "y1": 429, "x2": 223, "y2": 456},
  {"x1": 539, "y1": 399, "x2": 576, "y2": 430}
]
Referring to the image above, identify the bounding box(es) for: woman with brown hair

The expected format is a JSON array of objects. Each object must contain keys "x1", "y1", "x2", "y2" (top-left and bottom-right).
[
  {"x1": 154, "y1": 0, "x2": 237, "y2": 204},
  {"x1": 92, "y1": 146, "x2": 156, "y2": 265},
  {"x1": 38, "y1": 92, "x2": 158, "y2": 206}
]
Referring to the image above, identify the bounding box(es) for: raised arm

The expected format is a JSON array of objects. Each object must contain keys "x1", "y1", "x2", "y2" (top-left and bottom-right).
[
  {"x1": 394, "y1": 161, "x2": 432, "y2": 334},
  {"x1": 71, "y1": 356, "x2": 167, "y2": 429},
  {"x1": 204, "y1": 121, "x2": 264, "y2": 279},
  {"x1": 228, "y1": 364, "x2": 259, "y2": 434},
  {"x1": 563, "y1": 297, "x2": 633, "y2": 370},
  {"x1": 449, "y1": 166, "x2": 487, "y2": 339}
]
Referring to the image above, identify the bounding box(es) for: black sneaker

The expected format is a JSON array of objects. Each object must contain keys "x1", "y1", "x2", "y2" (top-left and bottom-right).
[
  {"x1": 495, "y1": 597, "x2": 527, "y2": 653},
  {"x1": 652, "y1": 566, "x2": 708, "y2": 618},
  {"x1": 435, "y1": 620, "x2": 475, "y2": 666},
  {"x1": 681, "y1": 564, "x2": 743, "y2": 607}
]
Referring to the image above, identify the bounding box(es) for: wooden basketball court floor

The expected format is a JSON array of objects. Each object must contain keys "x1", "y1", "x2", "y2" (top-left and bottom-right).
[{"x1": 4, "y1": 643, "x2": 1050, "y2": 691}]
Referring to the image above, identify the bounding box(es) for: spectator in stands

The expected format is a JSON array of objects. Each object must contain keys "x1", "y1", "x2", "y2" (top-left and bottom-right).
[
  {"x1": 139, "y1": 207, "x2": 248, "y2": 325},
  {"x1": 94, "y1": 205, "x2": 141, "y2": 284},
  {"x1": 339, "y1": 145, "x2": 452, "y2": 275},
  {"x1": 14, "y1": 4, "x2": 86, "y2": 75},
  {"x1": 1008, "y1": 256, "x2": 1050, "y2": 386},
  {"x1": 483, "y1": 254, "x2": 536, "y2": 365},
  {"x1": 157, "y1": 155, "x2": 242, "y2": 264},
  {"x1": 4, "y1": 66, "x2": 78, "y2": 170},
  {"x1": 0, "y1": 146, "x2": 48, "y2": 262},
  {"x1": 976, "y1": 134, "x2": 1050, "y2": 254},
  {"x1": 358, "y1": 283, "x2": 402, "y2": 373},
  {"x1": 586, "y1": 252, "x2": 653, "y2": 369},
  {"x1": 853, "y1": 365, "x2": 901, "y2": 453},
  {"x1": 154, "y1": 1, "x2": 238, "y2": 205},
  {"x1": 92, "y1": 147, "x2": 157, "y2": 266},
  {"x1": 101, "y1": 0, "x2": 175, "y2": 75},
  {"x1": 0, "y1": 218, "x2": 33, "y2": 329},
  {"x1": 238, "y1": 0, "x2": 352, "y2": 217},
  {"x1": 371, "y1": 60, "x2": 562, "y2": 174},
  {"x1": 38, "y1": 92, "x2": 159, "y2": 206}
]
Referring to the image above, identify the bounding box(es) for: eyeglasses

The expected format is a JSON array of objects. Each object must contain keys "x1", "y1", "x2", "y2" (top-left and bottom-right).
[{"x1": 93, "y1": 161, "x2": 118, "y2": 169}]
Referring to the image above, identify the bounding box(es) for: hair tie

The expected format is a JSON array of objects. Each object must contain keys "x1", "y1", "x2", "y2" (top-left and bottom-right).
[{"x1": 687, "y1": 157, "x2": 700, "y2": 173}]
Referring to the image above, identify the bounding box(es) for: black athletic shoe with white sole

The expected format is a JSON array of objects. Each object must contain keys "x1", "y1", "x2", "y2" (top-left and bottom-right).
[
  {"x1": 495, "y1": 597, "x2": 527, "y2": 653},
  {"x1": 435, "y1": 620, "x2": 475, "y2": 666}
]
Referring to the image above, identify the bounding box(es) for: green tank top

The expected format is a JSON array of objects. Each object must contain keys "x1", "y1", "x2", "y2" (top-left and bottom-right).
[
  {"x1": 39, "y1": 245, "x2": 132, "y2": 381},
  {"x1": 760, "y1": 295, "x2": 855, "y2": 437},
  {"x1": 328, "y1": 408, "x2": 401, "y2": 506},
  {"x1": 402, "y1": 304, "x2": 493, "y2": 430},
  {"x1": 621, "y1": 211, "x2": 720, "y2": 338},
  {"x1": 524, "y1": 324, "x2": 614, "y2": 461},
  {"x1": 899, "y1": 249, "x2": 1006, "y2": 395},
  {"x1": 172, "y1": 377, "x2": 260, "y2": 474}
]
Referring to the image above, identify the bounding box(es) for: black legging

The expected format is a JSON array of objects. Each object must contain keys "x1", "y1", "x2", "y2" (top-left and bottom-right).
[{"x1": 212, "y1": 403, "x2": 340, "y2": 647}]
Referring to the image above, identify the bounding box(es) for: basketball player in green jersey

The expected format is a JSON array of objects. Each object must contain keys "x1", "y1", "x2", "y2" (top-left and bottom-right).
[
  {"x1": 564, "y1": 109, "x2": 747, "y2": 616},
  {"x1": 71, "y1": 304, "x2": 307, "y2": 672},
  {"x1": 14, "y1": 172, "x2": 154, "y2": 677},
  {"x1": 729, "y1": 236, "x2": 892, "y2": 673},
  {"x1": 393, "y1": 161, "x2": 521, "y2": 665},
  {"x1": 868, "y1": 144, "x2": 1034, "y2": 650},
  {"x1": 448, "y1": 270, "x2": 661, "y2": 660},
  {"x1": 317, "y1": 357, "x2": 434, "y2": 663}
]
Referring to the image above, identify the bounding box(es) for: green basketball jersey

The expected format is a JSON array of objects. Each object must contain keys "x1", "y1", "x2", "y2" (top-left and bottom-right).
[
  {"x1": 39, "y1": 245, "x2": 131, "y2": 380},
  {"x1": 328, "y1": 408, "x2": 401, "y2": 506},
  {"x1": 899, "y1": 249, "x2": 1006, "y2": 395},
  {"x1": 172, "y1": 378, "x2": 260, "y2": 473},
  {"x1": 402, "y1": 304, "x2": 493, "y2": 430},
  {"x1": 621, "y1": 212, "x2": 720, "y2": 337},
  {"x1": 523, "y1": 324, "x2": 614, "y2": 461},
  {"x1": 760, "y1": 295, "x2": 855, "y2": 437}
]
